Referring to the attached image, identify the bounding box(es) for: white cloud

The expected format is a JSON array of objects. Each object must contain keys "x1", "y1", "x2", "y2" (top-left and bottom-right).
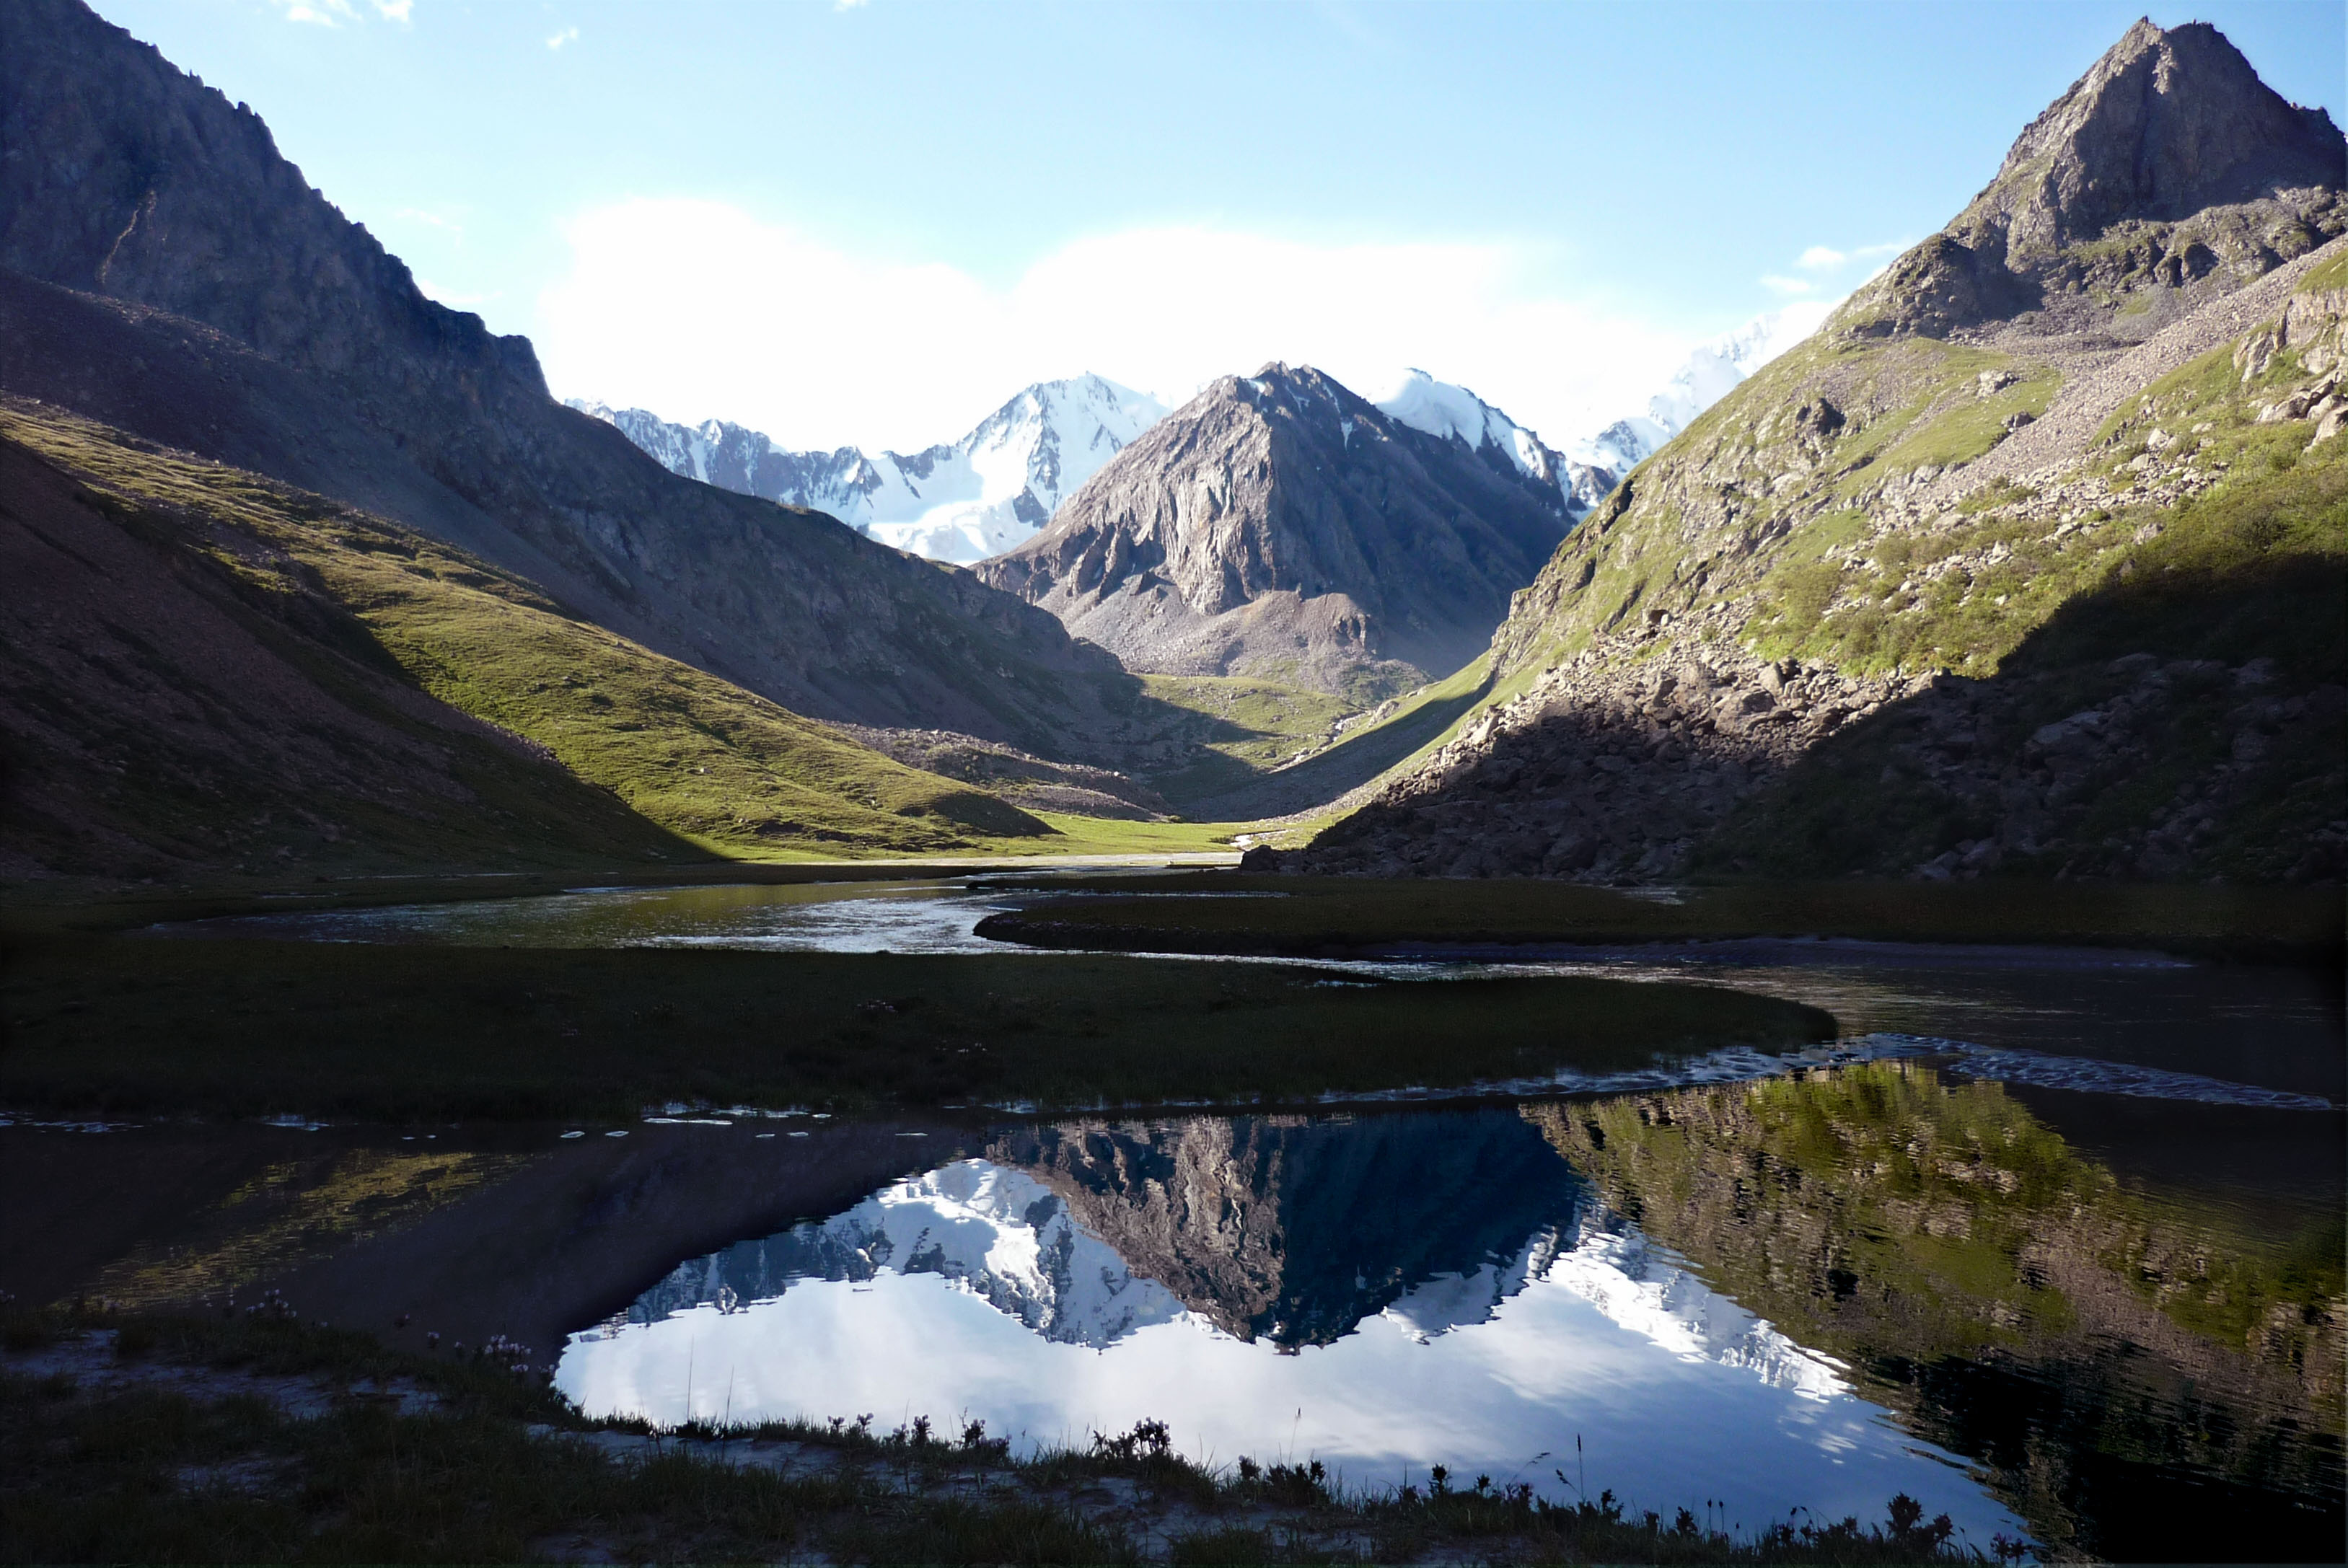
[
  {"x1": 271, "y1": 0, "x2": 355, "y2": 24},
  {"x1": 394, "y1": 207, "x2": 463, "y2": 242},
  {"x1": 1796, "y1": 246, "x2": 1846, "y2": 270},
  {"x1": 269, "y1": 0, "x2": 410, "y2": 25},
  {"x1": 1759, "y1": 275, "x2": 1815, "y2": 296},
  {"x1": 547, "y1": 25, "x2": 579, "y2": 49},
  {"x1": 834, "y1": 0, "x2": 869, "y2": 9},
  {"x1": 416, "y1": 278, "x2": 493, "y2": 309},
  {"x1": 536, "y1": 199, "x2": 1709, "y2": 454}
]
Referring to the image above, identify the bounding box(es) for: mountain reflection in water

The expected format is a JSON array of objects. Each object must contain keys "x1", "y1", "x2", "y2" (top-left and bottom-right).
[
  {"x1": 560, "y1": 1078, "x2": 2344, "y2": 1561},
  {"x1": 560, "y1": 1107, "x2": 2015, "y2": 1541}
]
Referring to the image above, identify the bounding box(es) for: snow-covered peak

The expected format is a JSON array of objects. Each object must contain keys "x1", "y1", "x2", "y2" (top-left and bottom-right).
[
  {"x1": 624, "y1": 1158, "x2": 1188, "y2": 1350},
  {"x1": 569, "y1": 374, "x2": 1169, "y2": 564},
  {"x1": 1372, "y1": 369, "x2": 1628, "y2": 516},
  {"x1": 1563, "y1": 304, "x2": 1829, "y2": 473},
  {"x1": 1548, "y1": 1219, "x2": 1847, "y2": 1400},
  {"x1": 1376, "y1": 369, "x2": 1555, "y2": 484}
]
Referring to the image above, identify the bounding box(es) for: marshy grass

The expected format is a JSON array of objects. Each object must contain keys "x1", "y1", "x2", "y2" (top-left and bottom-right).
[
  {"x1": 0, "y1": 938, "x2": 1834, "y2": 1122},
  {"x1": 977, "y1": 873, "x2": 2343, "y2": 964}
]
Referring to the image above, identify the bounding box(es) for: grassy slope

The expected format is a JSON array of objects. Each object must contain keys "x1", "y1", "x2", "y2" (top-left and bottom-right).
[
  {"x1": 1156, "y1": 658, "x2": 1500, "y2": 829},
  {"x1": 0, "y1": 938, "x2": 1833, "y2": 1120},
  {"x1": 1487, "y1": 333, "x2": 2058, "y2": 684},
  {"x1": 1303, "y1": 250, "x2": 2348, "y2": 878},
  {"x1": 1469, "y1": 252, "x2": 2342, "y2": 713},
  {"x1": 1747, "y1": 339, "x2": 2345, "y2": 678},
  {"x1": 0, "y1": 428, "x2": 709, "y2": 881},
  {"x1": 1130, "y1": 673, "x2": 1356, "y2": 803},
  {"x1": 975, "y1": 874, "x2": 2342, "y2": 962},
  {"x1": 0, "y1": 403, "x2": 1127, "y2": 864}
]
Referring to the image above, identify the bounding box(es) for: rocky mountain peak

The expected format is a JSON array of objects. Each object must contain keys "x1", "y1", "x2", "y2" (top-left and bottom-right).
[
  {"x1": 1958, "y1": 18, "x2": 2345, "y2": 257},
  {"x1": 976, "y1": 361, "x2": 1574, "y2": 695},
  {"x1": 1836, "y1": 18, "x2": 2344, "y2": 342}
]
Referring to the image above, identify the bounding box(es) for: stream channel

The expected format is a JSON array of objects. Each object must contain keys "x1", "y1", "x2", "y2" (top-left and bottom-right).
[{"x1": 8, "y1": 875, "x2": 2342, "y2": 1559}]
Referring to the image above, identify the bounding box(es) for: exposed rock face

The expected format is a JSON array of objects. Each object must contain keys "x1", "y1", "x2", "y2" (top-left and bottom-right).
[
  {"x1": 1842, "y1": 19, "x2": 2345, "y2": 342},
  {"x1": 989, "y1": 1110, "x2": 1583, "y2": 1348},
  {"x1": 1301, "y1": 19, "x2": 2346, "y2": 883},
  {"x1": 0, "y1": 0, "x2": 1140, "y2": 760},
  {"x1": 1961, "y1": 19, "x2": 2343, "y2": 253},
  {"x1": 977, "y1": 365, "x2": 1573, "y2": 697}
]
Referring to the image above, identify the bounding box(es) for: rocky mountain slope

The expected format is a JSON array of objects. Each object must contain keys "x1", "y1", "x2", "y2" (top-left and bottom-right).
[
  {"x1": 573, "y1": 374, "x2": 1167, "y2": 564},
  {"x1": 0, "y1": 0, "x2": 1148, "y2": 764},
  {"x1": 977, "y1": 364, "x2": 1575, "y2": 697},
  {"x1": 0, "y1": 397, "x2": 1072, "y2": 880},
  {"x1": 1300, "y1": 19, "x2": 2346, "y2": 883},
  {"x1": 990, "y1": 1110, "x2": 1583, "y2": 1348}
]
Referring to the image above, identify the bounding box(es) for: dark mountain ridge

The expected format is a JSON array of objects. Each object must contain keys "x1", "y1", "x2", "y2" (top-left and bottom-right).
[
  {"x1": 0, "y1": 0, "x2": 1143, "y2": 762},
  {"x1": 977, "y1": 364, "x2": 1571, "y2": 697}
]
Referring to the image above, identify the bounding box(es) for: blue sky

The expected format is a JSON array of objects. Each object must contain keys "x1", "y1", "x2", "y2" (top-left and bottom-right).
[{"x1": 89, "y1": 0, "x2": 2347, "y2": 451}]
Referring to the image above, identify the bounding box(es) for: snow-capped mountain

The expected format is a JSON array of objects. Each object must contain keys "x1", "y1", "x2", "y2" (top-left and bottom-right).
[
  {"x1": 1376, "y1": 371, "x2": 1622, "y2": 515},
  {"x1": 569, "y1": 374, "x2": 1166, "y2": 564},
  {"x1": 1564, "y1": 304, "x2": 1828, "y2": 475},
  {"x1": 623, "y1": 1158, "x2": 1187, "y2": 1349},
  {"x1": 1548, "y1": 1218, "x2": 1847, "y2": 1399}
]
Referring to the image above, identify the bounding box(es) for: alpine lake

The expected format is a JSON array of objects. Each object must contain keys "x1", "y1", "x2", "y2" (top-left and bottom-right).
[{"x1": 4, "y1": 873, "x2": 2341, "y2": 1562}]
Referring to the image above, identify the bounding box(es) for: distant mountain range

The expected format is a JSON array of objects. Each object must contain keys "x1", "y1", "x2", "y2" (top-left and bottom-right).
[
  {"x1": 571, "y1": 374, "x2": 1166, "y2": 564},
  {"x1": 575, "y1": 345, "x2": 1808, "y2": 571}
]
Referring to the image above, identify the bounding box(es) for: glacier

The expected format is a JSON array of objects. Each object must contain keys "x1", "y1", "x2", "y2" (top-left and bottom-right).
[
  {"x1": 571, "y1": 374, "x2": 1166, "y2": 565},
  {"x1": 1374, "y1": 369, "x2": 1624, "y2": 516},
  {"x1": 1563, "y1": 303, "x2": 1829, "y2": 475}
]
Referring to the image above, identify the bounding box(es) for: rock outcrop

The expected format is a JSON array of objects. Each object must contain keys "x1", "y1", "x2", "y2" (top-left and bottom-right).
[
  {"x1": 977, "y1": 365, "x2": 1573, "y2": 697},
  {"x1": 1840, "y1": 19, "x2": 2345, "y2": 342},
  {"x1": 0, "y1": 0, "x2": 1144, "y2": 762},
  {"x1": 989, "y1": 1110, "x2": 1584, "y2": 1348},
  {"x1": 1300, "y1": 19, "x2": 2346, "y2": 883}
]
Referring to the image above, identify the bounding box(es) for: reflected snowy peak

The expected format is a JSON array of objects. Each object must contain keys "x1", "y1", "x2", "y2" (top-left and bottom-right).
[
  {"x1": 1547, "y1": 1222, "x2": 1847, "y2": 1400},
  {"x1": 631, "y1": 1159, "x2": 1186, "y2": 1348}
]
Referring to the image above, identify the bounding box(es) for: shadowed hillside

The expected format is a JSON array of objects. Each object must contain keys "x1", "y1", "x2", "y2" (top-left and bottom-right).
[{"x1": 0, "y1": 399, "x2": 1067, "y2": 881}]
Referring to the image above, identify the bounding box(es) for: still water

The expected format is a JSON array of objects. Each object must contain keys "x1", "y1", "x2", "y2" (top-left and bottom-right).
[{"x1": 39, "y1": 878, "x2": 2346, "y2": 1559}]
